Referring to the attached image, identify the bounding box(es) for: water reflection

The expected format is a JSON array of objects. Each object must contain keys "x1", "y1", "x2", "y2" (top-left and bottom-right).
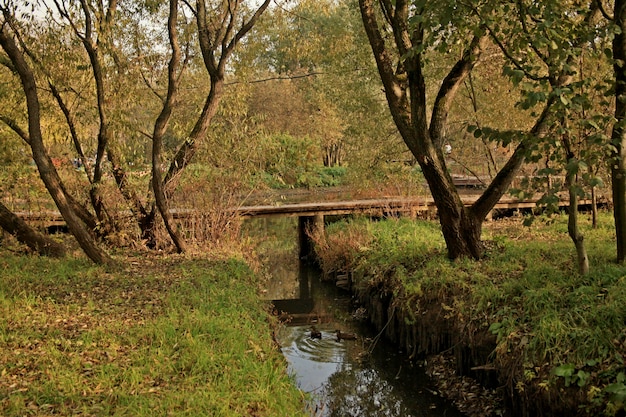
[
  {"x1": 329, "y1": 367, "x2": 409, "y2": 416},
  {"x1": 280, "y1": 327, "x2": 344, "y2": 392},
  {"x1": 243, "y1": 217, "x2": 462, "y2": 417},
  {"x1": 277, "y1": 322, "x2": 463, "y2": 417}
]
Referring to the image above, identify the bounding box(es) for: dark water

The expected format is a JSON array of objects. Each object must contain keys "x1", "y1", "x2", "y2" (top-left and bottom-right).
[{"x1": 244, "y1": 217, "x2": 463, "y2": 417}]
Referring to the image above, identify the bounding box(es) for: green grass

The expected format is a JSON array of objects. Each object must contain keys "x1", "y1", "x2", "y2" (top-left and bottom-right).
[
  {"x1": 0, "y1": 252, "x2": 306, "y2": 416},
  {"x1": 315, "y1": 212, "x2": 626, "y2": 414}
]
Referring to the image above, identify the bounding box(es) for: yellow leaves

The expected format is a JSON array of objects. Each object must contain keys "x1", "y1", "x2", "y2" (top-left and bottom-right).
[
  {"x1": 247, "y1": 339, "x2": 266, "y2": 360},
  {"x1": 538, "y1": 380, "x2": 551, "y2": 391},
  {"x1": 587, "y1": 384, "x2": 602, "y2": 402}
]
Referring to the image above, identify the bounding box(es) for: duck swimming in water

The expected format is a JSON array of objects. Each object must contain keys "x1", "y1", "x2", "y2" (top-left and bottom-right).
[
  {"x1": 309, "y1": 327, "x2": 322, "y2": 339},
  {"x1": 335, "y1": 329, "x2": 357, "y2": 341}
]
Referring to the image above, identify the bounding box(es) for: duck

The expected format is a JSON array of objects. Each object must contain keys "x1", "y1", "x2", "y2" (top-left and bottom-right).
[
  {"x1": 309, "y1": 327, "x2": 322, "y2": 339},
  {"x1": 335, "y1": 329, "x2": 357, "y2": 341}
]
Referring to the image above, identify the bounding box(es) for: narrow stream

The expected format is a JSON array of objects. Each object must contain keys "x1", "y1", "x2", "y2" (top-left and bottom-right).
[{"x1": 244, "y1": 217, "x2": 464, "y2": 417}]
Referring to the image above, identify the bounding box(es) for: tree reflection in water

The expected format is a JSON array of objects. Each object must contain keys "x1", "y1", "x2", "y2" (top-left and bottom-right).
[
  {"x1": 278, "y1": 325, "x2": 463, "y2": 417},
  {"x1": 327, "y1": 366, "x2": 408, "y2": 416}
]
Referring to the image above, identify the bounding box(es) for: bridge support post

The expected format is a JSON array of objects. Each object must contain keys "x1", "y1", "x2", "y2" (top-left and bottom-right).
[{"x1": 298, "y1": 214, "x2": 324, "y2": 260}]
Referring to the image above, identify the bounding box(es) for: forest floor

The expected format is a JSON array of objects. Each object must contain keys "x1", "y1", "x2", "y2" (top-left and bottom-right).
[{"x1": 0, "y1": 245, "x2": 307, "y2": 417}]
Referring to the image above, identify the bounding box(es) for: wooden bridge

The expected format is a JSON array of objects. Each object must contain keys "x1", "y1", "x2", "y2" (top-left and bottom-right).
[
  {"x1": 236, "y1": 193, "x2": 601, "y2": 258},
  {"x1": 14, "y1": 193, "x2": 601, "y2": 229},
  {"x1": 234, "y1": 194, "x2": 598, "y2": 219}
]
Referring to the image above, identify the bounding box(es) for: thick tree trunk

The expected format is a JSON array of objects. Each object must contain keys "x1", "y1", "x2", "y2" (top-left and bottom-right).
[
  {"x1": 613, "y1": 0, "x2": 626, "y2": 263},
  {"x1": 416, "y1": 144, "x2": 485, "y2": 259},
  {"x1": 0, "y1": 26, "x2": 113, "y2": 265},
  {"x1": 439, "y1": 203, "x2": 484, "y2": 260},
  {"x1": 0, "y1": 202, "x2": 66, "y2": 257},
  {"x1": 359, "y1": 0, "x2": 501, "y2": 259}
]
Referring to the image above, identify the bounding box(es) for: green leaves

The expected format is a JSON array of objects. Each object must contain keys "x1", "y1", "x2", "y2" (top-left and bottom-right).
[
  {"x1": 466, "y1": 125, "x2": 527, "y2": 148},
  {"x1": 565, "y1": 158, "x2": 585, "y2": 176},
  {"x1": 554, "y1": 363, "x2": 591, "y2": 387},
  {"x1": 605, "y1": 373, "x2": 626, "y2": 406},
  {"x1": 503, "y1": 66, "x2": 526, "y2": 87}
]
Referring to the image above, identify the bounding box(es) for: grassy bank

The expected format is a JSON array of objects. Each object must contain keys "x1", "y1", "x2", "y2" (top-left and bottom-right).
[
  {"x1": 0, "y1": 250, "x2": 306, "y2": 416},
  {"x1": 312, "y1": 213, "x2": 626, "y2": 415}
]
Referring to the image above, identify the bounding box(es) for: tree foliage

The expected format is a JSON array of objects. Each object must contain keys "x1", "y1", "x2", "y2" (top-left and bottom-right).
[
  {"x1": 0, "y1": 0, "x2": 622, "y2": 266},
  {"x1": 357, "y1": 0, "x2": 618, "y2": 261},
  {"x1": 0, "y1": 0, "x2": 271, "y2": 258}
]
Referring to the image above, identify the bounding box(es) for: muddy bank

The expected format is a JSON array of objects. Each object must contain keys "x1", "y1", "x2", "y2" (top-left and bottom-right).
[{"x1": 327, "y1": 271, "x2": 591, "y2": 417}]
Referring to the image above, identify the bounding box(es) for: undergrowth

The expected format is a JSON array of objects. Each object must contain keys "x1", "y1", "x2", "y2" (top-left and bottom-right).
[{"x1": 313, "y1": 212, "x2": 626, "y2": 415}]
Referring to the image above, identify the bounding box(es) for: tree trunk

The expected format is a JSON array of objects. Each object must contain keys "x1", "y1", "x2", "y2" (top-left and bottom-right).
[
  {"x1": 152, "y1": 0, "x2": 186, "y2": 253},
  {"x1": 1, "y1": 88, "x2": 101, "y2": 234},
  {"x1": 591, "y1": 186, "x2": 598, "y2": 229},
  {"x1": 613, "y1": 0, "x2": 626, "y2": 263},
  {"x1": 324, "y1": 143, "x2": 342, "y2": 167},
  {"x1": 567, "y1": 184, "x2": 589, "y2": 275},
  {"x1": 417, "y1": 145, "x2": 485, "y2": 258},
  {"x1": 0, "y1": 26, "x2": 113, "y2": 265},
  {"x1": 162, "y1": 79, "x2": 224, "y2": 188},
  {"x1": 0, "y1": 202, "x2": 66, "y2": 257},
  {"x1": 562, "y1": 131, "x2": 589, "y2": 275}
]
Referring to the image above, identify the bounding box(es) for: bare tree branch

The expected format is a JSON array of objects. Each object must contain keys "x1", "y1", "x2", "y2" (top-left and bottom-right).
[
  {"x1": 597, "y1": 0, "x2": 614, "y2": 20},
  {"x1": 0, "y1": 115, "x2": 29, "y2": 144}
]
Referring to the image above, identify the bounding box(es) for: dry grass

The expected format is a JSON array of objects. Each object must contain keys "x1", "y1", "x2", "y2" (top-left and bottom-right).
[{"x1": 307, "y1": 219, "x2": 372, "y2": 277}]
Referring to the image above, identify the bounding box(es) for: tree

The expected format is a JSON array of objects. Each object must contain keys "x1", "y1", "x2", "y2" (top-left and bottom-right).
[
  {"x1": 151, "y1": 0, "x2": 186, "y2": 253},
  {"x1": 563, "y1": 126, "x2": 590, "y2": 275},
  {"x1": 358, "y1": 0, "x2": 609, "y2": 260},
  {"x1": 495, "y1": 0, "x2": 607, "y2": 274},
  {"x1": 140, "y1": 0, "x2": 272, "y2": 248},
  {"x1": 358, "y1": 0, "x2": 559, "y2": 259},
  {"x1": 610, "y1": 0, "x2": 626, "y2": 262},
  {"x1": 0, "y1": 0, "x2": 272, "y2": 255},
  {"x1": 162, "y1": 0, "x2": 271, "y2": 185},
  {"x1": 0, "y1": 201, "x2": 66, "y2": 257},
  {"x1": 0, "y1": 15, "x2": 113, "y2": 265}
]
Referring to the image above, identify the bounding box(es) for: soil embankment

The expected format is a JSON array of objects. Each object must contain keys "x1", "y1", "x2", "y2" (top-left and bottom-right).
[
  {"x1": 311, "y1": 216, "x2": 626, "y2": 416},
  {"x1": 349, "y1": 274, "x2": 589, "y2": 416}
]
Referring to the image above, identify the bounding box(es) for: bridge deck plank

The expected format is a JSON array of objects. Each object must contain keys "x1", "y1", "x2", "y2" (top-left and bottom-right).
[{"x1": 14, "y1": 194, "x2": 601, "y2": 225}]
